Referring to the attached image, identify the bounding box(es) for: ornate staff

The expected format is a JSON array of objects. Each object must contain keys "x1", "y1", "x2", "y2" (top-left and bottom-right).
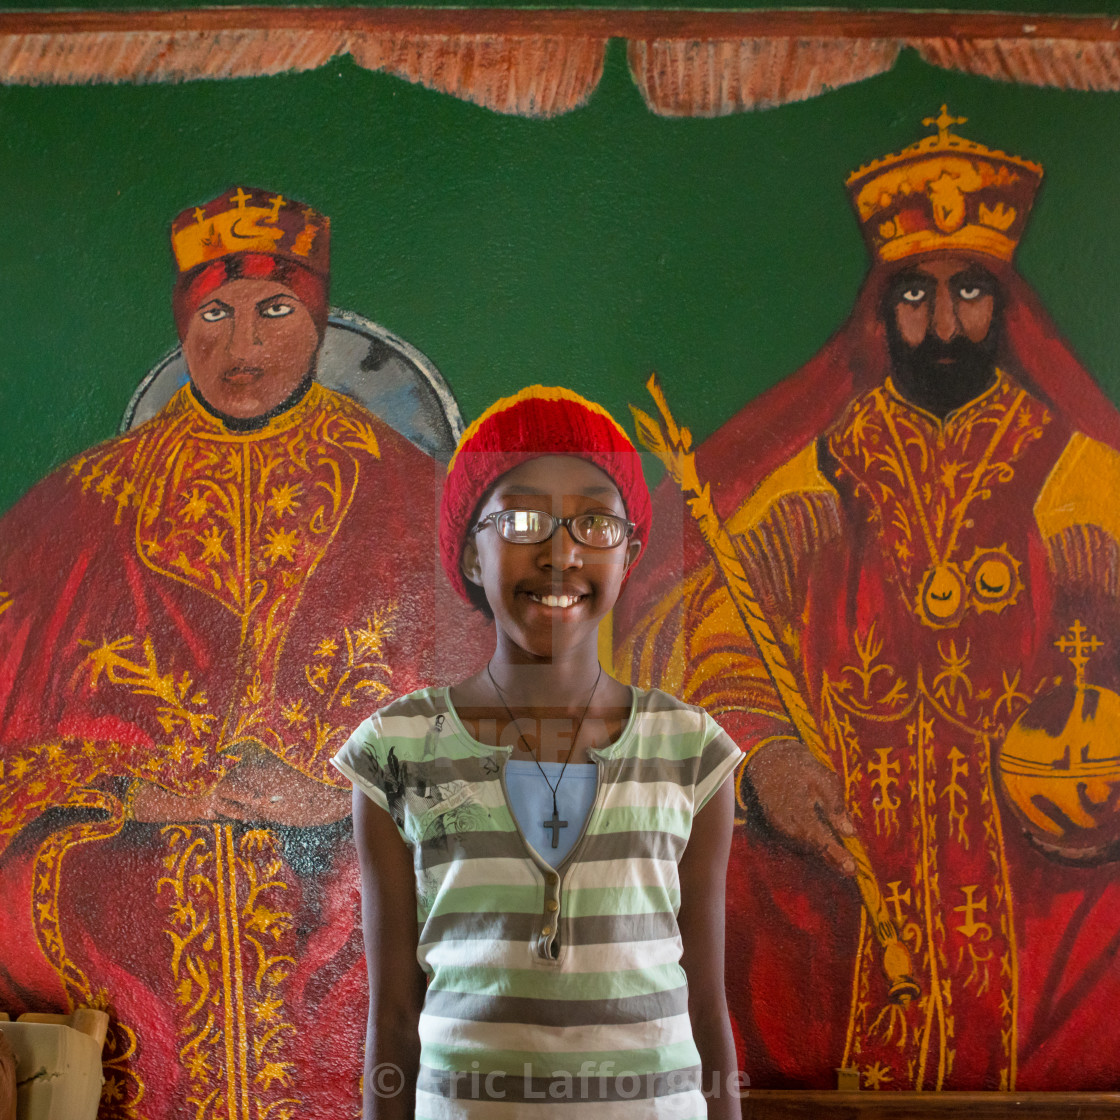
[{"x1": 631, "y1": 373, "x2": 919, "y2": 1005}]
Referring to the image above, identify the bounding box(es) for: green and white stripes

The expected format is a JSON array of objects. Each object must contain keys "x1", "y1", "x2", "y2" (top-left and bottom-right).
[{"x1": 333, "y1": 686, "x2": 741, "y2": 1118}]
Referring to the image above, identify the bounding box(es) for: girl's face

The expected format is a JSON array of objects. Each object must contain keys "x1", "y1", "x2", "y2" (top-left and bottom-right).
[{"x1": 462, "y1": 455, "x2": 641, "y2": 662}]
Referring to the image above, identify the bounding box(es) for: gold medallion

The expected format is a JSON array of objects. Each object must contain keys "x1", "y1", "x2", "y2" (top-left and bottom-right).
[
  {"x1": 916, "y1": 563, "x2": 967, "y2": 628},
  {"x1": 966, "y1": 546, "x2": 1022, "y2": 614}
]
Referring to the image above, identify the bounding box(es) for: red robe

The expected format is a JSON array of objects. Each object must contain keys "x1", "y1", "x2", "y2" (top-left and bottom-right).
[
  {"x1": 0, "y1": 383, "x2": 489, "y2": 1119},
  {"x1": 619, "y1": 369, "x2": 1120, "y2": 1090}
]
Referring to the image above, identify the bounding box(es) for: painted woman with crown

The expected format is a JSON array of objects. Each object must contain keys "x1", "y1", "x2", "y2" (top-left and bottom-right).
[
  {"x1": 617, "y1": 111, "x2": 1120, "y2": 1091},
  {"x1": 0, "y1": 187, "x2": 488, "y2": 1118}
]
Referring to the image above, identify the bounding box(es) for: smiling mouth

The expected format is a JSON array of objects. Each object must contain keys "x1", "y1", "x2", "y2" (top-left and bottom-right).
[
  {"x1": 222, "y1": 367, "x2": 265, "y2": 382},
  {"x1": 526, "y1": 591, "x2": 587, "y2": 609}
]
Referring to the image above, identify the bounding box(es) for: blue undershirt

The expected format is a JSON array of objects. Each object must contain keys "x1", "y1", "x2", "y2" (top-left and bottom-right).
[{"x1": 504, "y1": 760, "x2": 597, "y2": 867}]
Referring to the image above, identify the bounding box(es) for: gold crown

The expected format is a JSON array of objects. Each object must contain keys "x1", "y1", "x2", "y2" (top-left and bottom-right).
[
  {"x1": 846, "y1": 107, "x2": 1043, "y2": 264},
  {"x1": 171, "y1": 186, "x2": 330, "y2": 275}
]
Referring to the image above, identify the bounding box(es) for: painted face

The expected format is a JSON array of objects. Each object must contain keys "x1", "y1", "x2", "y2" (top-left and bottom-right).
[
  {"x1": 885, "y1": 255, "x2": 1001, "y2": 417},
  {"x1": 461, "y1": 455, "x2": 642, "y2": 662},
  {"x1": 890, "y1": 255, "x2": 996, "y2": 349},
  {"x1": 182, "y1": 277, "x2": 321, "y2": 420}
]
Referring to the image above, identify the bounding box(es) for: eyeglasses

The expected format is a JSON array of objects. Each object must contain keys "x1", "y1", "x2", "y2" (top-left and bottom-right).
[{"x1": 473, "y1": 509, "x2": 635, "y2": 549}]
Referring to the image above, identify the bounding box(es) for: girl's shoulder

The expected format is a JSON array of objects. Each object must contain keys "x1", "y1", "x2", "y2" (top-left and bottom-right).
[
  {"x1": 332, "y1": 686, "x2": 475, "y2": 803},
  {"x1": 625, "y1": 687, "x2": 744, "y2": 808},
  {"x1": 335, "y1": 686, "x2": 451, "y2": 764},
  {"x1": 628, "y1": 685, "x2": 715, "y2": 736},
  {"x1": 624, "y1": 685, "x2": 742, "y2": 757},
  {"x1": 370, "y1": 685, "x2": 451, "y2": 728}
]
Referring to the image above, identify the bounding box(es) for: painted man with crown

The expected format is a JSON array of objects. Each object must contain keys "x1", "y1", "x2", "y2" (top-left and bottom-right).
[
  {"x1": 0, "y1": 187, "x2": 487, "y2": 1117},
  {"x1": 618, "y1": 111, "x2": 1120, "y2": 1091}
]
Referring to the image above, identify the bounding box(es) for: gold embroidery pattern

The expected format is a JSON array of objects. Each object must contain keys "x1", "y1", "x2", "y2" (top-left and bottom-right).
[
  {"x1": 31, "y1": 794, "x2": 147, "y2": 1117},
  {"x1": 933, "y1": 639, "x2": 971, "y2": 698},
  {"x1": 75, "y1": 633, "x2": 235, "y2": 797},
  {"x1": 0, "y1": 582, "x2": 11, "y2": 618},
  {"x1": 66, "y1": 389, "x2": 399, "y2": 788},
  {"x1": 67, "y1": 385, "x2": 381, "y2": 687},
  {"x1": 99, "y1": 1018, "x2": 145, "y2": 1118},
  {"x1": 869, "y1": 747, "x2": 902, "y2": 838},
  {"x1": 835, "y1": 622, "x2": 909, "y2": 711},
  {"x1": 910, "y1": 697, "x2": 951, "y2": 1089},
  {"x1": 830, "y1": 660, "x2": 1018, "y2": 1089},
  {"x1": 84, "y1": 635, "x2": 214, "y2": 741},
  {"x1": 1, "y1": 741, "x2": 100, "y2": 853},
  {"x1": 830, "y1": 373, "x2": 1048, "y2": 629},
  {"x1": 33, "y1": 791, "x2": 125, "y2": 1004},
  {"x1": 304, "y1": 608, "x2": 396, "y2": 710},
  {"x1": 808, "y1": 378, "x2": 1051, "y2": 1087},
  {"x1": 69, "y1": 443, "x2": 143, "y2": 527},
  {"x1": 976, "y1": 731, "x2": 1018, "y2": 1089},
  {"x1": 134, "y1": 392, "x2": 369, "y2": 643},
  {"x1": 243, "y1": 605, "x2": 398, "y2": 775},
  {"x1": 942, "y1": 747, "x2": 970, "y2": 848},
  {"x1": 159, "y1": 824, "x2": 299, "y2": 1120},
  {"x1": 827, "y1": 696, "x2": 864, "y2": 825},
  {"x1": 15, "y1": 386, "x2": 388, "y2": 1116},
  {"x1": 73, "y1": 606, "x2": 399, "y2": 789}
]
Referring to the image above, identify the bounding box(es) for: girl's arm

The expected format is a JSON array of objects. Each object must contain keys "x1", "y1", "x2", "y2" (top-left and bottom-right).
[
  {"x1": 678, "y1": 776, "x2": 742, "y2": 1120},
  {"x1": 354, "y1": 787, "x2": 426, "y2": 1120}
]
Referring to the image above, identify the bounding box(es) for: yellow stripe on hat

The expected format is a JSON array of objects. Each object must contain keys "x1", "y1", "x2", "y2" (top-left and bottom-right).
[{"x1": 447, "y1": 385, "x2": 634, "y2": 474}]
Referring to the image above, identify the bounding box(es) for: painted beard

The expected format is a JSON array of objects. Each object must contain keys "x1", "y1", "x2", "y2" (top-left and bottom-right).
[{"x1": 887, "y1": 326, "x2": 999, "y2": 420}]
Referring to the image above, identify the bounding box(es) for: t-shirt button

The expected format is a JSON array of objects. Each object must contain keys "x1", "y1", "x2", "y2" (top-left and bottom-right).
[
  {"x1": 541, "y1": 926, "x2": 553, "y2": 936},
  {"x1": 545, "y1": 899, "x2": 559, "y2": 912}
]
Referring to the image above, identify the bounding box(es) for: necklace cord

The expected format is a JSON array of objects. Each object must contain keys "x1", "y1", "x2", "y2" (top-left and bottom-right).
[{"x1": 486, "y1": 661, "x2": 602, "y2": 819}]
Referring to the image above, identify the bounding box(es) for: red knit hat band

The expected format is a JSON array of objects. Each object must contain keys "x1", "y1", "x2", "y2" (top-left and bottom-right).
[{"x1": 440, "y1": 386, "x2": 652, "y2": 603}]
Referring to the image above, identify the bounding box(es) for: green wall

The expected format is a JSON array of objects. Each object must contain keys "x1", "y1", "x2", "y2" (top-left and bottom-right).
[{"x1": 3, "y1": 40, "x2": 1120, "y2": 513}]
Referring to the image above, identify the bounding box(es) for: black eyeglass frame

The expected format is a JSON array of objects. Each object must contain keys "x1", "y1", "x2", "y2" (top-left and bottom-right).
[{"x1": 473, "y1": 509, "x2": 636, "y2": 549}]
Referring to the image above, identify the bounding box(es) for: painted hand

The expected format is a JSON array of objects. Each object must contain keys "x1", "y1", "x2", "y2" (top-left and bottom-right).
[
  {"x1": 130, "y1": 751, "x2": 351, "y2": 827},
  {"x1": 744, "y1": 737, "x2": 857, "y2": 877},
  {"x1": 130, "y1": 780, "x2": 221, "y2": 823},
  {"x1": 214, "y1": 747, "x2": 351, "y2": 826}
]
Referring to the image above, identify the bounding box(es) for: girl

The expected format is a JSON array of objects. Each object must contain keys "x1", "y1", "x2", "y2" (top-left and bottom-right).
[{"x1": 332, "y1": 386, "x2": 742, "y2": 1119}]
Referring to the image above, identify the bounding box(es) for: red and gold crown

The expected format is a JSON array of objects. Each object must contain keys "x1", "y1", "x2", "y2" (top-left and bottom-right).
[
  {"x1": 846, "y1": 107, "x2": 1043, "y2": 264},
  {"x1": 170, "y1": 186, "x2": 330, "y2": 276}
]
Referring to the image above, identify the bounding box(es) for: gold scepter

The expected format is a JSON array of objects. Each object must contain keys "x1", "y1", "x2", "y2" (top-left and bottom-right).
[{"x1": 631, "y1": 372, "x2": 919, "y2": 1005}]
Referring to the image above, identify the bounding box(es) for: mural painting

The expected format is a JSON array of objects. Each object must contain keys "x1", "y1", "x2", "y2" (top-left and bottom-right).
[
  {"x1": 5, "y1": 6, "x2": 1120, "y2": 1114},
  {"x1": 618, "y1": 109, "x2": 1120, "y2": 1090},
  {"x1": 0, "y1": 187, "x2": 490, "y2": 1117}
]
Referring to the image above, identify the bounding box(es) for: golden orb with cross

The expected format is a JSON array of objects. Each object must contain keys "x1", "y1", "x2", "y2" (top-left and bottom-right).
[{"x1": 998, "y1": 621, "x2": 1120, "y2": 864}]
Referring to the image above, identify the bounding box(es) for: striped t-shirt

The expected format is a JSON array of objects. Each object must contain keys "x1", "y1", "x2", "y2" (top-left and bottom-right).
[{"x1": 332, "y1": 685, "x2": 742, "y2": 1119}]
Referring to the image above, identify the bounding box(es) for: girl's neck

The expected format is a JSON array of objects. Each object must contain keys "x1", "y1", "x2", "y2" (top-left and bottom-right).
[
  {"x1": 488, "y1": 632, "x2": 603, "y2": 712},
  {"x1": 451, "y1": 657, "x2": 632, "y2": 762},
  {"x1": 481, "y1": 622, "x2": 604, "y2": 707}
]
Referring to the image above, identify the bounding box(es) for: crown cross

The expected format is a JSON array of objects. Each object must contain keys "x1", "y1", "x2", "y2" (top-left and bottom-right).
[
  {"x1": 231, "y1": 187, "x2": 252, "y2": 209},
  {"x1": 267, "y1": 194, "x2": 285, "y2": 221},
  {"x1": 193, "y1": 206, "x2": 206, "y2": 225},
  {"x1": 922, "y1": 104, "x2": 968, "y2": 144},
  {"x1": 1055, "y1": 619, "x2": 1103, "y2": 689}
]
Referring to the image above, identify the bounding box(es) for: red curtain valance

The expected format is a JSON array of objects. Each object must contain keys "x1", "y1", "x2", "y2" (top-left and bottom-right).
[{"x1": 2, "y1": 9, "x2": 1119, "y2": 117}]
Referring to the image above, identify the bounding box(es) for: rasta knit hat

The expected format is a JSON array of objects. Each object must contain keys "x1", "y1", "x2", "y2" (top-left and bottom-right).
[{"x1": 440, "y1": 385, "x2": 652, "y2": 603}]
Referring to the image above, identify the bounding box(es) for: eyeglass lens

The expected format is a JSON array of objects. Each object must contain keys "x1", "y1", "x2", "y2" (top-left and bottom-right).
[{"x1": 495, "y1": 510, "x2": 627, "y2": 548}]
